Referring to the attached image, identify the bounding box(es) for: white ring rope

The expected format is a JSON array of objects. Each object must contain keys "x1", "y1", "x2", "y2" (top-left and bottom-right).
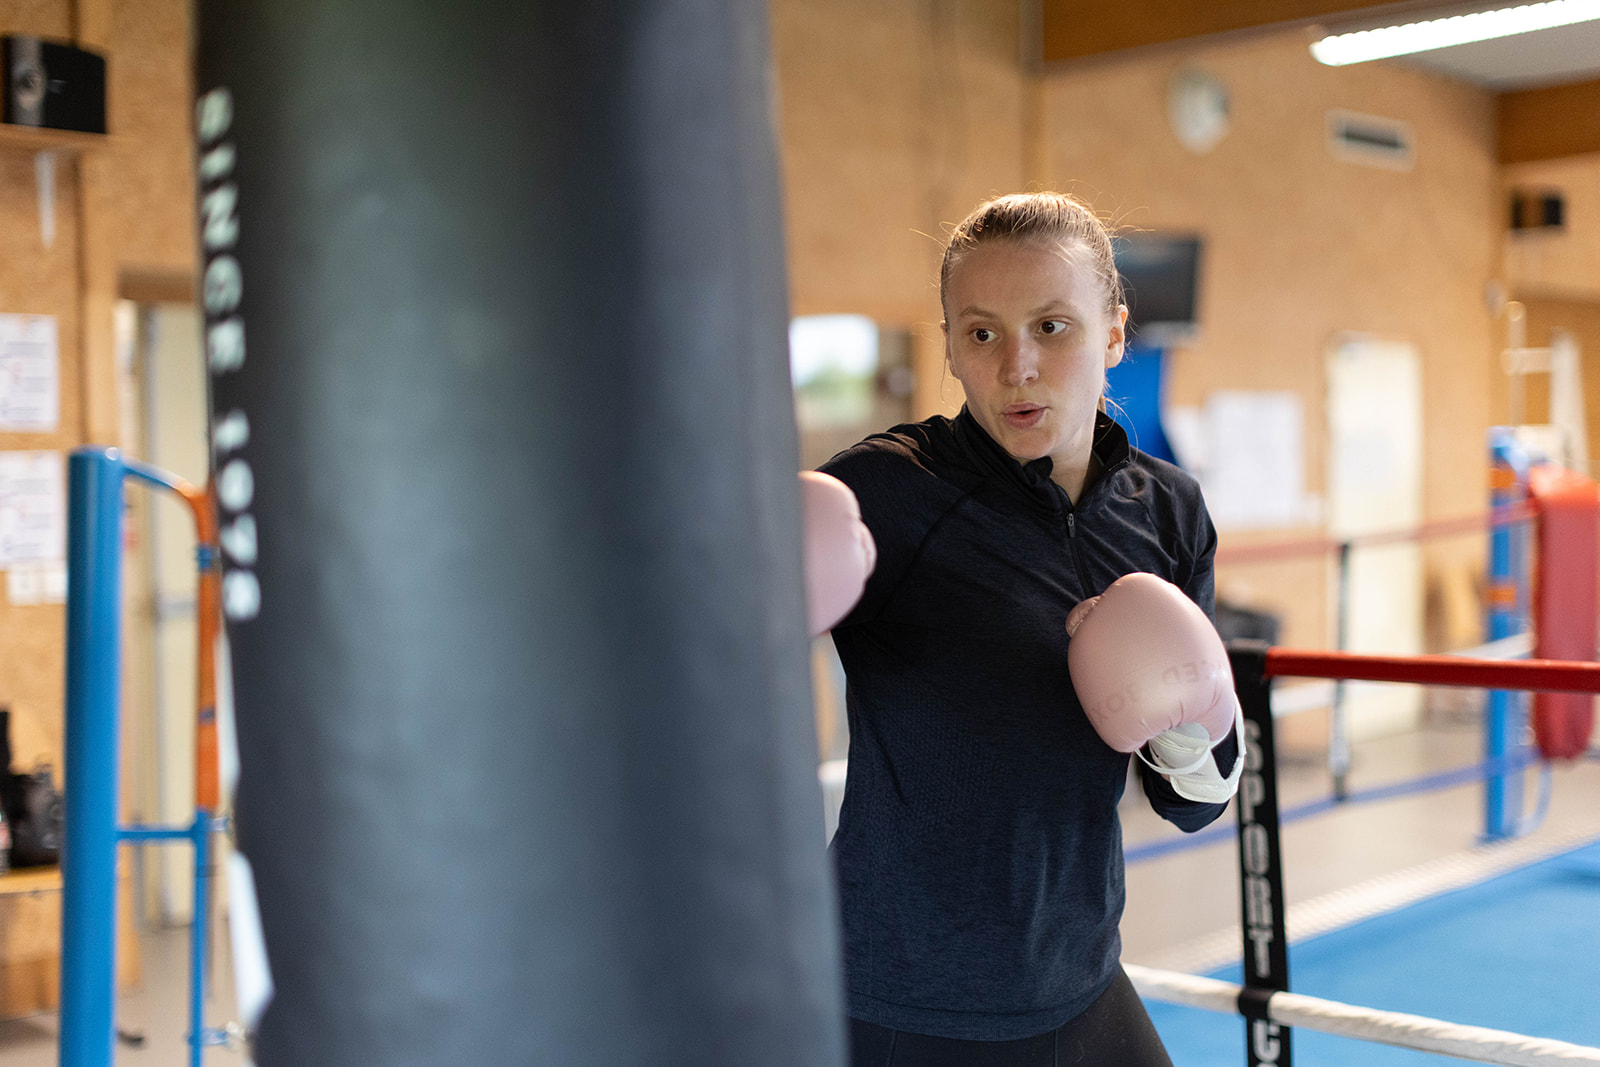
[{"x1": 1126, "y1": 964, "x2": 1600, "y2": 1066}]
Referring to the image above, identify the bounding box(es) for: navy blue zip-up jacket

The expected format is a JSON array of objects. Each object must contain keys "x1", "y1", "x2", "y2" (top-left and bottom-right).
[{"x1": 821, "y1": 407, "x2": 1235, "y2": 1041}]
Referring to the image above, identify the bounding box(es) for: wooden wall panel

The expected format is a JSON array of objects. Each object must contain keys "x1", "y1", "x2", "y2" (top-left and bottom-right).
[
  {"x1": 1041, "y1": 29, "x2": 1499, "y2": 653},
  {"x1": 1039, "y1": 0, "x2": 1429, "y2": 65},
  {"x1": 1498, "y1": 78, "x2": 1600, "y2": 166}
]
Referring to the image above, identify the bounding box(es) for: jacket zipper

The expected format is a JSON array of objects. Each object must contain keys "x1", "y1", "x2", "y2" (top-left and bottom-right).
[{"x1": 1064, "y1": 506, "x2": 1094, "y2": 599}]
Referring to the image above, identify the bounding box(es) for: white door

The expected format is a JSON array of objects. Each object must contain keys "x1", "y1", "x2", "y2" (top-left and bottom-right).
[
  {"x1": 1327, "y1": 337, "x2": 1425, "y2": 738},
  {"x1": 141, "y1": 303, "x2": 210, "y2": 923}
]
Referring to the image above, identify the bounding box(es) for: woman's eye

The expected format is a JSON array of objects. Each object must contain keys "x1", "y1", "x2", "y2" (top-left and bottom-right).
[
  {"x1": 972, "y1": 328, "x2": 996, "y2": 343},
  {"x1": 1040, "y1": 319, "x2": 1068, "y2": 335}
]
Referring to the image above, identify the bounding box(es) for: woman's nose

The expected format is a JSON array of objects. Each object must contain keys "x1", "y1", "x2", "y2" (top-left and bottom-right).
[{"x1": 999, "y1": 338, "x2": 1040, "y2": 387}]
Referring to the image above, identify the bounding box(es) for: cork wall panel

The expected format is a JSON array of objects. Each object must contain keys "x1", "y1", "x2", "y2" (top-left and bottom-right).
[
  {"x1": 0, "y1": 148, "x2": 84, "y2": 779},
  {"x1": 1501, "y1": 155, "x2": 1600, "y2": 303},
  {"x1": 0, "y1": 600, "x2": 68, "y2": 770},
  {"x1": 0, "y1": 0, "x2": 193, "y2": 1012},
  {"x1": 0, "y1": 3, "x2": 72, "y2": 38},
  {"x1": 107, "y1": 0, "x2": 196, "y2": 277},
  {"x1": 0, "y1": 160, "x2": 84, "y2": 436},
  {"x1": 0, "y1": 0, "x2": 81, "y2": 1017},
  {"x1": 771, "y1": 0, "x2": 1030, "y2": 332},
  {"x1": 0, "y1": 0, "x2": 197, "y2": 754},
  {"x1": 1041, "y1": 32, "x2": 1500, "y2": 648},
  {"x1": 2, "y1": 0, "x2": 83, "y2": 774}
]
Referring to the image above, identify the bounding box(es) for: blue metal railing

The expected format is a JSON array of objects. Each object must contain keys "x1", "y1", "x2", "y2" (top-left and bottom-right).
[{"x1": 61, "y1": 447, "x2": 230, "y2": 1067}]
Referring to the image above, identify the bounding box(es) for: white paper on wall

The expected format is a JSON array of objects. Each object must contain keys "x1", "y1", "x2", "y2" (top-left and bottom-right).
[
  {"x1": 0, "y1": 315, "x2": 60, "y2": 432},
  {"x1": 0, "y1": 451, "x2": 66, "y2": 565},
  {"x1": 42, "y1": 559, "x2": 66, "y2": 600},
  {"x1": 1199, "y1": 391, "x2": 1306, "y2": 529},
  {"x1": 6, "y1": 560, "x2": 68, "y2": 605},
  {"x1": 6, "y1": 564, "x2": 41, "y2": 606}
]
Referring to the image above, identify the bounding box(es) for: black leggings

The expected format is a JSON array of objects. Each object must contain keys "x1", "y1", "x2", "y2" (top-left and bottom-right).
[{"x1": 848, "y1": 969, "x2": 1173, "y2": 1067}]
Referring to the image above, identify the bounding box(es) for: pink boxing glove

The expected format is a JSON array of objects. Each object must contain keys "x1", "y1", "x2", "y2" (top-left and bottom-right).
[
  {"x1": 1065, "y1": 572, "x2": 1243, "y2": 803},
  {"x1": 799, "y1": 471, "x2": 877, "y2": 636}
]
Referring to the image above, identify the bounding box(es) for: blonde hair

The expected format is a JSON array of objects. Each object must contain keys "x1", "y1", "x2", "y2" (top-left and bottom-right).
[{"x1": 939, "y1": 192, "x2": 1124, "y2": 319}]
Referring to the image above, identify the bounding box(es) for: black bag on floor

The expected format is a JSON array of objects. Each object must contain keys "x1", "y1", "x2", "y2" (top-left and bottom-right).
[
  {"x1": 8, "y1": 765, "x2": 62, "y2": 867},
  {"x1": 0, "y1": 710, "x2": 63, "y2": 868}
]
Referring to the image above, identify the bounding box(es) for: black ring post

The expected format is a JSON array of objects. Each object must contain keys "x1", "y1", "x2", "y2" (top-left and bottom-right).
[
  {"x1": 1230, "y1": 641, "x2": 1292, "y2": 1067},
  {"x1": 192, "y1": 3, "x2": 843, "y2": 1064}
]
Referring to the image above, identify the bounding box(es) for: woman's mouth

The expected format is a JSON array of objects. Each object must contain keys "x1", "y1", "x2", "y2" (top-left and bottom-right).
[{"x1": 1001, "y1": 404, "x2": 1045, "y2": 430}]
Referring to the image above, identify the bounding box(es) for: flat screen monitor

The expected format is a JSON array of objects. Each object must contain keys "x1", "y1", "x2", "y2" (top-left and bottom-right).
[{"x1": 1114, "y1": 234, "x2": 1202, "y2": 347}]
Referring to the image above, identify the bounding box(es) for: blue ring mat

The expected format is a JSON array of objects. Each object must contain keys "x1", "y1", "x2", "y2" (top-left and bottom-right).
[{"x1": 1144, "y1": 835, "x2": 1600, "y2": 1064}]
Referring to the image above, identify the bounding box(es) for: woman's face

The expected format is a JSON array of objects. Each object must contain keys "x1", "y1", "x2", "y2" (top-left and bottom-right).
[{"x1": 943, "y1": 239, "x2": 1127, "y2": 469}]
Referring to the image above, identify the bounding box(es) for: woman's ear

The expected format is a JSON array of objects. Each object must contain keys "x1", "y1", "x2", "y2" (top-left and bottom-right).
[{"x1": 1104, "y1": 304, "x2": 1129, "y2": 369}]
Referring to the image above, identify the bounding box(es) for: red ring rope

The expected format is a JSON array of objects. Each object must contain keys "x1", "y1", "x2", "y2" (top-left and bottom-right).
[{"x1": 1264, "y1": 648, "x2": 1600, "y2": 694}]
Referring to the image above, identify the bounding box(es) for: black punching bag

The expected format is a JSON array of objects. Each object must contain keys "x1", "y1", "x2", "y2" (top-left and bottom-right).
[{"x1": 192, "y1": 3, "x2": 843, "y2": 1063}]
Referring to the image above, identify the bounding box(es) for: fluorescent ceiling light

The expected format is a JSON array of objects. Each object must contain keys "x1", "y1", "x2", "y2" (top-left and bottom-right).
[{"x1": 1311, "y1": 0, "x2": 1600, "y2": 65}]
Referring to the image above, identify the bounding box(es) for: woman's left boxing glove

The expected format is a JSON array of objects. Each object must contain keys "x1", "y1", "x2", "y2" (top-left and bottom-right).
[{"x1": 1066, "y1": 572, "x2": 1243, "y2": 803}]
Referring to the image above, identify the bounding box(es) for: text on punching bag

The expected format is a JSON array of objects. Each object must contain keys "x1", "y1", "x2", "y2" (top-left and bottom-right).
[{"x1": 195, "y1": 87, "x2": 259, "y2": 622}]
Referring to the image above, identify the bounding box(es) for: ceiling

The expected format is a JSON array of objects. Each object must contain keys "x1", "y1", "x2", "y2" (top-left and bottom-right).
[
  {"x1": 1037, "y1": 0, "x2": 1600, "y2": 161},
  {"x1": 1040, "y1": 0, "x2": 1600, "y2": 90},
  {"x1": 1388, "y1": 17, "x2": 1600, "y2": 89}
]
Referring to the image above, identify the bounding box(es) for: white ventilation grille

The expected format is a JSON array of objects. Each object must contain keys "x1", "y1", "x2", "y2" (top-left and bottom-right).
[{"x1": 1327, "y1": 110, "x2": 1416, "y2": 171}]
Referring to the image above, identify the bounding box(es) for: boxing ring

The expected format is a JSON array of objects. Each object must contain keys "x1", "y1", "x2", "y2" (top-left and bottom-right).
[
  {"x1": 1212, "y1": 496, "x2": 1546, "y2": 831},
  {"x1": 1127, "y1": 965, "x2": 1600, "y2": 1067},
  {"x1": 1129, "y1": 644, "x2": 1600, "y2": 1066}
]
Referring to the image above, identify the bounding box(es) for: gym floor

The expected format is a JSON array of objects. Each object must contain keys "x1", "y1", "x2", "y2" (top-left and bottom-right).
[
  {"x1": 0, "y1": 922, "x2": 239, "y2": 1065},
  {"x1": 1121, "y1": 697, "x2": 1600, "y2": 975},
  {"x1": 0, "y1": 705, "x2": 1596, "y2": 1064}
]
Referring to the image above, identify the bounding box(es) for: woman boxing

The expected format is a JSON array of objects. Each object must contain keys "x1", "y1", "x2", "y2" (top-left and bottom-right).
[{"x1": 815, "y1": 192, "x2": 1240, "y2": 1066}]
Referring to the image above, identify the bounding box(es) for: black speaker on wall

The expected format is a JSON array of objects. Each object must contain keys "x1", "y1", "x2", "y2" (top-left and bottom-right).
[
  {"x1": 1510, "y1": 189, "x2": 1564, "y2": 231},
  {"x1": 3, "y1": 36, "x2": 106, "y2": 134}
]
